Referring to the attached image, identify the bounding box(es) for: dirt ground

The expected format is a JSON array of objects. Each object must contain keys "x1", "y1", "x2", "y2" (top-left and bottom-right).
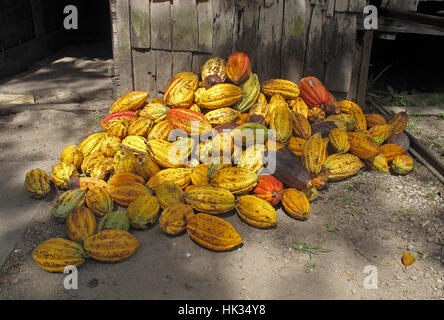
[{"x1": 0, "y1": 45, "x2": 443, "y2": 300}]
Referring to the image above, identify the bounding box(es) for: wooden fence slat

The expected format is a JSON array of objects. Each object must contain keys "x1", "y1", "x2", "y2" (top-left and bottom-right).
[
  {"x1": 335, "y1": 0, "x2": 349, "y2": 12},
  {"x1": 348, "y1": 0, "x2": 367, "y2": 12},
  {"x1": 116, "y1": 0, "x2": 134, "y2": 95},
  {"x1": 327, "y1": 0, "x2": 335, "y2": 17},
  {"x1": 156, "y1": 50, "x2": 173, "y2": 94},
  {"x1": 256, "y1": 0, "x2": 284, "y2": 81},
  {"x1": 132, "y1": 49, "x2": 156, "y2": 94},
  {"x1": 172, "y1": 0, "x2": 198, "y2": 51},
  {"x1": 324, "y1": 13, "x2": 357, "y2": 93},
  {"x1": 192, "y1": 53, "x2": 211, "y2": 75},
  {"x1": 173, "y1": 51, "x2": 193, "y2": 75},
  {"x1": 150, "y1": 0, "x2": 172, "y2": 50},
  {"x1": 197, "y1": 0, "x2": 213, "y2": 53},
  {"x1": 130, "y1": 0, "x2": 150, "y2": 49},
  {"x1": 212, "y1": 0, "x2": 236, "y2": 59},
  {"x1": 281, "y1": 0, "x2": 309, "y2": 82},
  {"x1": 304, "y1": 2, "x2": 324, "y2": 80},
  {"x1": 357, "y1": 30, "x2": 373, "y2": 107}
]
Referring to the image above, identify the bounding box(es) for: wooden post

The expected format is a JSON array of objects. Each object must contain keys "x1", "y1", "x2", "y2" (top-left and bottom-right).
[{"x1": 357, "y1": 30, "x2": 373, "y2": 109}]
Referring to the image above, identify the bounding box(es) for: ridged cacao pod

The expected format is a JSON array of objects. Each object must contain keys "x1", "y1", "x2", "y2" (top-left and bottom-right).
[
  {"x1": 60, "y1": 145, "x2": 83, "y2": 169},
  {"x1": 32, "y1": 238, "x2": 87, "y2": 272},
  {"x1": 196, "y1": 83, "x2": 243, "y2": 110},
  {"x1": 127, "y1": 116, "x2": 154, "y2": 137},
  {"x1": 146, "y1": 139, "x2": 192, "y2": 168},
  {"x1": 253, "y1": 175, "x2": 284, "y2": 206},
  {"x1": 248, "y1": 99, "x2": 270, "y2": 126},
  {"x1": 101, "y1": 111, "x2": 135, "y2": 130},
  {"x1": 51, "y1": 161, "x2": 79, "y2": 189},
  {"x1": 323, "y1": 154, "x2": 365, "y2": 181},
  {"x1": 231, "y1": 122, "x2": 269, "y2": 147},
  {"x1": 391, "y1": 155, "x2": 414, "y2": 175},
  {"x1": 287, "y1": 136, "x2": 306, "y2": 157},
  {"x1": 191, "y1": 164, "x2": 210, "y2": 186},
  {"x1": 299, "y1": 77, "x2": 329, "y2": 109},
  {"x1": 109, "y1": 91, "x2": 149, "y2": 114},
  {"x1": 235, "y1": 113, "x2": 249, "y2": 125},
  {"x1": 336, "y1": 100, "x2": 367, "y2": 131},
  {"x1": 369, "y1": 124, "x2": 393, "y2": 144},
  {"x1": 159, "y1": 203, "x2": 194, "y2": 235},
  {"x1": 126, "y1": 193, "x2": 160, "y2": 229},
  {"x1": 365, "y1": 113, "x2": 387, "y2": 128},
  {"x1": 365, "y1": 154, "x2": 389, "y2": 172},
  {"x1": 64, "y1": 206, "x2": 96, "y2": 244},
  {"x1": 269, "y1": 98, "x2": 292, "y2": 144},
  {"x1": 155, "y1": 181, "x2": 184, "y2": 209},
  {"x1": 307, "y1": 107, "x2": 326, "y2": 124},
  {"x1": 261, "y1": 79, "x2": 300, "y2": 100},
  {"x1": 235, "y1": 74, "x2": 261, "y2": 112},
  {"x1": 164, "y1": 72, "x2": 199, "y2": 108},
  {"x1": 166, "y1": 108, "x2": 212, "y2": 135},
  {"x1": 388, "y1": 111, "x2": 408, "y2": 134},
  {"x1": 302, "y1": 133, "x2": 326, "y2": 177},
  {"x1": 107, "y1": 172, "x2": 145, "y2": 187},
  {"x1": 146, "y1": 167, "x2": 192, "y2": 191},
  {"x1": 273, "y1": 148, "x2": 313, "y2": 190},
  {"x1": 24, "y1": 169, "x2": 51, "y2": 199},
  {"x1": 97, "y1": 211, "x2": 129, "y2": 232},
  {"x1": 121, "y1": 135, "x2": 149, "y2": 154},
  {"x1": 81, "y1": 152, "x2": 105, "y2": 175},
  {"x1": 113, "y1": 148, "x2": 137, "y2": 174},
  {"x1": 85, "y1": 187, "x2": 114, "y2": 217},
  {"x1": 79, "y1": 132, "x2": 107, "y2": 158},
  {"x1": 210, "y1": 167, "x2": 259, "y2": 194},
  {"x1": 311, "y1": 121, "x2": 337, "y2": 138},
  {"x1": 103, "y1": 118, "x2": 130, "y2": 140},
  {"x1": 282, "y1": 188, "x2": 310, "y2": 221},
  {"x1": 67, "y1": 177, "x2": 111, "y2": 193},
  {"x1": 291, "y1": 112, "x2": 312, "y2": 139},
  {"x1": 225, "y1": 52, "x2": 250, "y2": 85},
  {"x1": 380, "y1": 143, "x2": 406, "y2": 162},
  {"x1": 133, "y1": 155, "x2": 160, "y2": 180},
  {"x1": 52, "y1": 189, "x2": 86, "y2": 223},
  {"x1": 311, "y1": 174, "x2": 328, "y2": 191},
  {"x1": 237, "y1": 144, "x2": 265, "y2": 174},
  {"x1": 205, "y1": 108, "x2": 240, "y2": 126},
  {"x1": 139, "y1": 103, "x2": 170, "y2": 122},
  {"x1": 301, "y1": 187, "x2": 319, "y2": 203},
  {"x1": 184, "y1": 186, "x2": 235, "y2": 214},
  {"x1": 89, "y1": 157, "x2": 114, "y2": 181},
  {"x1": 347, "y1": 132, "x2": 381, "y2": 160},
  {"x1": 289, "y1": 97, "x2": 309, "y2": 118},
  {"x1": 84, "y1": 230, "x2": 140, "y2": 262},
  {"x1": 147, "y1": 120, "x2": 174, "y2": 141},
  {"x1": 387, "y1": 132, "x2": 410, "y2": 151},
  {"x1": 186, "y1": 213, "x2": 242, "y2": 251},
  {"x1": 328, "y1": 128, "x2": 350, "y2": 154},
  {"x1": 325, "y1": 114, "x2": 357, "y2": 132},
  {"x1": 109, "y1": 182, "x2": 151, "y2": 207},
  {"x1": 235, "y1": 195, "x2": 277, "y2": 228},
  {"x1": 100, "y1": 135, "x2": 121, "y2": 157},
  {"x1": 201, "y1": 57, "x2": 227, "y2": 88}
]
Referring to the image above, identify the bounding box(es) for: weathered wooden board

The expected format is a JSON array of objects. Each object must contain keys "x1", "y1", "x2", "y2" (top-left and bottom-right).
[
  {"x1": 281, "y1": 0, "x2": 309, "y2": 82},
  {"x1": 212, "y1": 0, "x2": 236, "y2": 59},
  {"x1": 348, "y1": 0, "x2": 367, "y2": 12},
  {"x1": 191, "y1": 53, "x2": 211, "y2": 75},
  {"x1": 304, "y1": 1, "x2": 324, "y2": 80},
  {"x1": 150, "y1": 0, "x2": 172, "y2": 50},
  {"x1": 172, "y1": 0, "x2": 198, "y2": 51},
  {"x1": 233, "y1": 0, "x2": 259, "y2": 64},
  {"x1": 116, "y1": 0, "x2": 134, "y2": 95},
  {"x1": 256, "y1": 0, "x2": 284, "y2": 81},
  {"x1": 347, "y1": 43, "x2": 361, "y2": 100},
  {"x1": 381, "y1": 0, "x2": 418, "y2": 11},
  {"x1": 197, "y1": 0, "x2": 213, "y2": 53},
  {"x1": 327, "y1": 0, "x2": 335, "y2": 17},
  {"x1": 357, "y1": 30, "x2": 373, "y2": 107},
  {"x1": 130, "y1": 0, "x2": 150, "y2": 49},
  {"x1": 155, "y1": 50, "x2": 173, "y2": 94},
  {"x1": 335, "y1": 0, "x2": 349, "y2": 12},
  {"x1": 132, "y1": 49, "x2": 156, "y2": 94},
  {"x1": 323, "y1": 13, "x2": 357, "y2": 93},
  {"x1": 172, "y1": 51, "x2": 193, "y2": 75}
]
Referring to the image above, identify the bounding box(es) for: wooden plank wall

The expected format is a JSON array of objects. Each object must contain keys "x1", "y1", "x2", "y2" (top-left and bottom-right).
[{"x1": 111, "y1": 0, "x2": 377, "y2": 101}]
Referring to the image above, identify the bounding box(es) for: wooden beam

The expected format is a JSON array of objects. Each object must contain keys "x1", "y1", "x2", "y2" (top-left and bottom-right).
[
  {"x1": 357, "y1": 30, "x2": 373, "y2": 108},
  {"x1": 150, "y1": 0, "x2": 172, "y2": 50},
  {"x1": 172, "y1": 0, "x2": 198, "y2": 51},
  {"x1": 130, "y1": 0, "x2": 151, "y2": 49},
  {"x1": 197, "y1": 0, "x2": 213, "y2": 53},
  {"x1": 116, "y1": 0, "x2": 134, "y2": 95}
]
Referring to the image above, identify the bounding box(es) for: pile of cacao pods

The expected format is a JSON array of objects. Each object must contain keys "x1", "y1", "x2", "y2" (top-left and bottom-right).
[{"x1": 24, "y1": 52, "x2": 414, "y2": 273}]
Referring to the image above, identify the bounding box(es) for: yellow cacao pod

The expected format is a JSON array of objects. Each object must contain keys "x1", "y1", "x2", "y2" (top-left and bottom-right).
[
  {"x1": 369, "y1": 124, "x2": 393, "y2": 144},
  {"x1": 51, "y1": 161, "x2": 79, "y2": 189},
  {"x1": 61, "y1": 145, "x2": 83, "y2": 169},
  {"x1": 328, "y1": 128, "x2": 350, "y2": 154},
  {"x1": 84, "y1": 230, "x2": 140, "y2": 262},
  {"x1": 164, "y1": 72, "x2": 199, "y2": 108},
  {"x1": 113, "y1": 148, "x2": 137, "y2": 174},
  {"x1": 365, "y1": 154, "x2": 389, "y2": 172},
  {"x1": 235, "y1": 195, "x2": 277, "y2": 228},
  {"x1": 201, "y1": 57, "x2": 227, "y2": 88},
  {"x1": 235, "y1": 73, "x2": 261, "y2": 112},
  {"x1": 147, "y1": 120, "x2": 174, "y2": 141},
  {"x1": 323, "y1": 153, "x2": 365, "y2": 181},
  {"x1": 24, "y1": 168, "x2": 51, "y2": 199},
  {"x1": 205, "y1": 108, "x2": 241, "y2": 126},
  {"x1": 210, "y1": 167, "x2": 259, "y2": 194},
  {"x1": 64, "y1": 206, "x2": 96, "y2": 244},
  {"x1": 237, "y1": 144, "x2": 265, "y2": 174},
  {"x1": 107, "y1": 172, "x2": 145, "y2": 187},
  {"x1": 302, "y1": 133, "x2": 326, "y2": 177},
  {"x1": 196, "y1": 83, "x2": 243, "y2": 110},
  {"x1": 146, "y1": 167, "x2": 192, "y2": 191},
  {"x1": 282, "y1": 188, "x2": 310, "y2": 221},
  {"x1": 146, "y1": 139, "x2": 191, "y2": 168},
  {"x1": 109, "y1": 182, "x2": 151, "y2": 207},
  {"x1": 78, "y1": 132, "x2": 107, "y2": 158},
  {"x1": 33, "y1": 238, "x2": 87, "y2": 272},
  {"x1": 89, "y1": 157, "x2": 114, "y2": 180},
  {"x1": 155, "y1": 181, "x2": 184, "y2": 209},
  {"x1": 380, "y1": 143, "x2": 406, "y2": 162},
  {"x1": 121, "y1": 135, "x2": 149, "y2": 154},
  {"x1": 134, "y1": 155, "x2": 160, "y2": 180},
  {"x1": 186, "y1": 213, "x2": 242, "y2": 251},
  {"x1": 261, "y1": 79, "x2": 300, "y2": 99},
  {"x1": 184, "y1": 186, "x2": 235, "y2": 214},
  {"x1": 365, "y1": 113, "x2": 387, "y2": 128},
  {"x1": 103, "y1": 118, "x2": 130, "y2": 140},
  {"x1": 291, "y1": 111, "x2": 312, "y2": 139},
  {"x1": 391, "y1": 154, "x2": 414, "y2": 175},
  {"x1": 388, "y1": 112, "x2": 408, "y2": 134},
  {"x1": 269, "y1": 97, "x2": 292, "y2": 144},
  {"x1": 159, "y1": 203, "x2": 194, "y2": 235},
  {"x1": 126, "y1": 193, "x2": 160, "y2": 229},
  {"x1": 289, "y1": 97, "x2": 309, "y2": 118},
  {"x1": 191, "y1": 164, "x2": 210, "y2": 186},
  {"x1": 100, "y1": 135, "x2": 121, "y2": 157},
  {"x1": 325, "y1": 114, "x2": 357, "y2": 132},
  {"x1": 85, "y1": 187, "x2": 114, "y2": 217},
  {"x1": 81, "y1": 151, "x2": 105, "y2": 175},
  {"x1": 127, "y1": 116, "x2": 154, "y2": 137},
  {"x1": 139, "y1": 103, "x2": 170, "y2": 122},
  {"x1": 307, "y1": 107, "x2": 326, "y2": 124},
  {"x1": 347, "y1": 132, "x2": 381, "y2": 160},
  {"x1": 109, "y1": 91, "x2": 149, "y2": 114},
  {"x1": 67, "y1": 177, "x2": 111, "y2": 193},
  {"x1": 287, "y1": 136, "x2": 306, "y2": 157}
]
